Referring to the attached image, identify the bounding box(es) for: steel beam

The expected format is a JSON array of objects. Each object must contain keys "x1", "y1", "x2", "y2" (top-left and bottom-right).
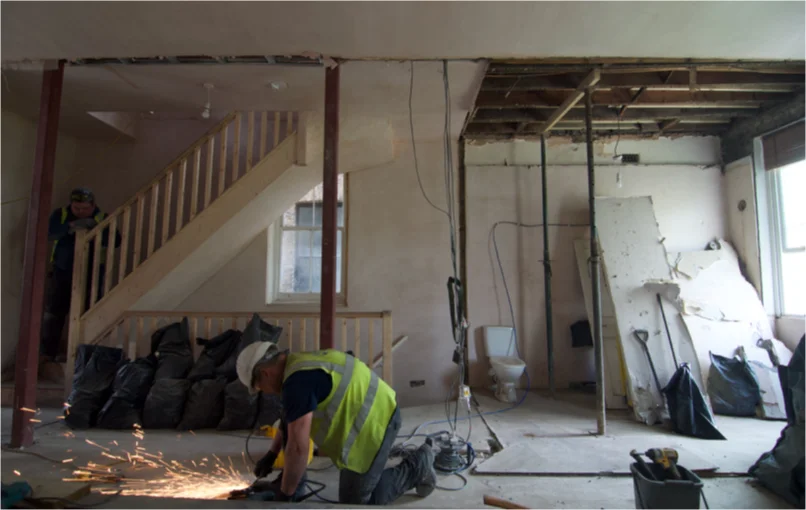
[
  {"x1": 319, "y1": 64, "x2": 340, "y2": 350},
  {"x1": 585, "y1": 88, "x2": 606, "y2": 436},
  {"x1": 11, "y1": 61, "x2": 64, "y2": 448}
]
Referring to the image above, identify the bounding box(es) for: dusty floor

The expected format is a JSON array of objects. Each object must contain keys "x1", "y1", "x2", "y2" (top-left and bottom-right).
[{"x1": 0, "y1": 390, "x2": 794, "y2": 509}]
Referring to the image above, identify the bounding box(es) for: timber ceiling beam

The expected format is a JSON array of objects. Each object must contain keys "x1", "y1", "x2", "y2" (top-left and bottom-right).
[{"x1": 538, "y1": 69, "x2": 600, "y2": 134}]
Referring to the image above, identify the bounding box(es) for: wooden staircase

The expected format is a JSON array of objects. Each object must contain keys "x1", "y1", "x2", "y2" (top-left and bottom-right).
[{"x1": 65, "y1": 112, "x2": 300, "y2": 388}]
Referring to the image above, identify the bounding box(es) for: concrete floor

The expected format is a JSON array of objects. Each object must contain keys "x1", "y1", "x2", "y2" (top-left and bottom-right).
[{"x1": 0, "y1": 390, "x2": 795, "y2": 509}]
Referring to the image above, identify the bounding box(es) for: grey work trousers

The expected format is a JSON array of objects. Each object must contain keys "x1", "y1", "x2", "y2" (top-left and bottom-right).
[{"x1": 338, "y1": 407, "x2": 424, "y2": 505}]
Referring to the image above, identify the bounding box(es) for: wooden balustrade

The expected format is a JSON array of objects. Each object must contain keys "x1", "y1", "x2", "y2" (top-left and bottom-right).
[
  {"x1": 83, "y1": 311, "x2": 394, "y2": 384},
  {"x1": 70, "y1": 112, "x2": 297, "y2": 318}
]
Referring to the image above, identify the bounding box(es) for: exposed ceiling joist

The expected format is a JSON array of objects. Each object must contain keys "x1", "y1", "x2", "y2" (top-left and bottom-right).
[{"x1": 464, "y1": 59, "x2": 805, "y2": 140}]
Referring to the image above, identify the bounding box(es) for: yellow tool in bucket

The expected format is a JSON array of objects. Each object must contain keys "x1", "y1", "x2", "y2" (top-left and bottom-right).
[{"x1": 259, "y1": 425, "x2": 315, "y2": 467}]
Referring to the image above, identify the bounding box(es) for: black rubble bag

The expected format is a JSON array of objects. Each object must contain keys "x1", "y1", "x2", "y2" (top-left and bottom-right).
[
  {"x1": 65, "y1": 345, "x2": 125, "y2": 429},
  {"x1": 662, "y1": 363, "x2": 726, "y2": 440},
  {"x1": 187, "y1": 330, "x2": 241, "y2": 382},
  {"x1": 151, "y1": 318, "x2": 193, "y2": 380},
  {"x1": 707, "y1": 352, "x2": 761, "y2": 417},
  {"x1": 142, "y1": 379, "x2": 191, "y2": 429},
  {"x1": 750, "y1": 336, "x2": 805, "y2": 507},
  {"x1": 97, "y1": 356, "x2": 158, "y2": 429},
  {"x1": 217, "y1": 314, "x2": 282, "y2": 381},
  {"x1": 178, "y1": 377, "x2": 228, "y2": 430},
  {"x1": 217, "y1": 380, "x2": 258, "y2": 430}
]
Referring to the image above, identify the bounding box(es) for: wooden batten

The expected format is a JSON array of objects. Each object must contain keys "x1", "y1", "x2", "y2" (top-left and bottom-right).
[
  {"x1": 190, "y1": 147, "x2": 201, "y2": 220},
  {"x1": 118, "y1": 206, "x2": 131, "y2": 282},
  {"x1": 175, "y1": 160, "x2": 187, "y2": 232},
  {"x1": 246, "y1": 112, "x2": 255, "y2": 171},
  {"x1": 204, "y1": 138, "x2": 214, "y2": 208},
  {"x1": 103, "y1": 215, "x2": 117, "y2": 295},
  {"x1": 147, "y1": 182, "x2": 159, "y2": 257},
  {"x1": 162, "y1": 169, "x2": 174, "y2": 245}
]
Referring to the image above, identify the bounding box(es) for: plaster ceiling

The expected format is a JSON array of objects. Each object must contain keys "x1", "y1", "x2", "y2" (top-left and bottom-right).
[
  {"x1": 1, "y1": 61, "x2": 485, "y2": 139},
  {"x1": 2, "y1": 2, "x2": 804, "y2": 61}
]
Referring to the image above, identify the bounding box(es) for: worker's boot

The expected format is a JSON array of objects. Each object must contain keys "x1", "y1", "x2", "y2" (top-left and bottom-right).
[{"x1": 415, "y1": 439, "x2": 437, "y2": 497}]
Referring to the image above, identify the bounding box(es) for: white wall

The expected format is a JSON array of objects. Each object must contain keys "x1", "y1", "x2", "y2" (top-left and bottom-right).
[
  {"x1": 465, "y1": 137, "x2": 726, "y2": 390},
  {"x1": 1, "y1": 110, "x2": 80, "y2": 370}
]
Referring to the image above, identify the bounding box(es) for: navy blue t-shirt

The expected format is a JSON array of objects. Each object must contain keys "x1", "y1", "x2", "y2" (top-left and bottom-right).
[{"x1": 282, "y1": 369, "x2": 333, "y2": 423}]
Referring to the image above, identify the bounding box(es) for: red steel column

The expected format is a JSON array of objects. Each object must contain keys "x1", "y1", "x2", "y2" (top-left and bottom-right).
[
  {"x1": 11, "y1": 61, "x2": 65, "y2": 448},
  {"x1": 319, "y1": 64, "x2": 340, "y2": 349}
]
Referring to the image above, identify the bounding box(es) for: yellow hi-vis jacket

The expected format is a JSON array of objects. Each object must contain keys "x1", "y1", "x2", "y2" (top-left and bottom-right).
[
  {"x1": 50, "y1": 207, "x2": 106, "y2": 263},
  {"x1": 283, "y1": 350, "x2": 396, "y2": 474}
]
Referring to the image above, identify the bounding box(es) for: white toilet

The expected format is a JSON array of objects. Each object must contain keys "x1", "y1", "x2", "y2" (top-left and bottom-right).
[{"x1": 483, "y1": 326, "x2": 526, "y2": 403}]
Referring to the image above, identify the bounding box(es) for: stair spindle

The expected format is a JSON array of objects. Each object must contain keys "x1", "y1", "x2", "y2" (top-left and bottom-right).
[
  {"x1": 136, "y1": 317, "x2": 144, "y2": 358},
  {"x1": 232, "y1": 113, "x2": 242, "y2": 183},
  {"x1": 162, "y1": 169, "x2": 173, "y2": 244},
  {"x1": 342, "y1": 318, "x2": 349, "y2": 353},
  {"x1": 118, "y1": 206, "x2": 131, "y2": 283},
  {"x1": 382, "y1": 312, "x2": 392, "y2": 383},
  {"x1": 299, "y1": 318, "x2": 307, "y2": 352},
  {"x1": 260, "y1": 112, "x2": 268, "y2": 158},
  {"x1": 246, "y1": 112, "x2": 255, "y2": 171},
  {"x1": 204, "y1": 138, "x2": 214, "y2": 208},
  {"x1": 90, "y1": 231, "x2": 102, "y2": 307},
  {"x1": 103, "y1": 215, "x2": 117, "y2": 295},
  {"x1": 354, "y1": 319, "x2": 361, "y2": 359},
  {"x1": 274, "y1": 112, "x2": 281, "y2": 149},
  {"x1": 286, "y1": 112, "x2": 294, "y2": 137},
  {"x1": 147, "y1": 182, "x2": 160, "y2": 257},
  {"x1": 314, "y1": 318, "x2": 321, "y2": 350},
  {"x1": 368, "y1": 320, "x2": 375, "y2": 368},
  {"x1": 287, "y1": 319, "x2": 294, "y2": 352},
  {"x1": 218, "y1": 126, "x2": 228, "y2": 196},
  {"x1": 133, "y1": 195, "x2": 145, "y2": 268},
  {"x1": 190, "y1": 147, "x2": 201, "y2": 221},
  {"x1": 176, "y1": 159, "x2": 187, "y2": 232},
  {"x1": 205, "y1": 317, "x2": 212, "y2": 339}
]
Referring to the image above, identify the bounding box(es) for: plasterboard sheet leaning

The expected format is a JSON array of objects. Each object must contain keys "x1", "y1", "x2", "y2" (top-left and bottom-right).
[{"x1": 594, "y1": 196, "x2": 702, "y2": 424}]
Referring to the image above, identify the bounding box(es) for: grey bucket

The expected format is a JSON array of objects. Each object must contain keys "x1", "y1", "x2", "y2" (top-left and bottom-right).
[{"x1": 631, "y1": 462, "x2": 704, "y2": 509}]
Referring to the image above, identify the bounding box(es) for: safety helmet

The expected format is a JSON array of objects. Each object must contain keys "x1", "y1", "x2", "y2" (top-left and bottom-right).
[
  {"x1": 70, "y1": 187, "x2": 95, "y2": 204},
  {"x1": 237, "y1": 342, "x2": 281, "y2": 394}
]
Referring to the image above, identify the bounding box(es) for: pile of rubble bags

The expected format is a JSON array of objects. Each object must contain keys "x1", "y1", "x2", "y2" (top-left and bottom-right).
[
  {"x1": 64, "y1": 314, "x2": 284, "y2": 431},
  {"x1": 750, "y1": 336, "x2": 805, "y2": 508}
]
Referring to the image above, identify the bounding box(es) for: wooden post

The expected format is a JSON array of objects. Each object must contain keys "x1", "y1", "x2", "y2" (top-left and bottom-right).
[
  {"x1": 368, "y1": 320, "x2": 374, "y2": 368},
  {"x1": 382, "y1": 312, "x2": 392, "y2": 384},
  {"x1": 190, "y1": 147, "x2": 201, "y2": 220},
  {"x1": 118, "y1": 206, "x2": 130, "y2": 282},
  {"x1": 133, "y1": 195, "x2": 145, "y2": 268},
  {"x1": 260, "y1": 112, "x2": 268, "y2": 158},
  {"x1": 320, "y1": 65, "x2": 340, "y2": 349},
  {"x1": 176, "y1": 159, "x2": 187, "y2": 231},
  {"x1": 246, "y1": 112, "x2": 255, "y2": 171},
  {"x1": 64, "y1": 231, "x2": 88, "y2": 399},
  {"x1": 162, "y1": 170, "x2": 173, "y2": 244},
  {"x1": 103, "y1": 215, "x2": 117, "y2": 295},
  {"x1": 218, "y1": 128, "x2": 228, "y2": 196},
  {"x1": 147, "y1": 182, "x2": 159, "y2": 257},
  {"x1": 354, "y1": 319, "x2": 361, "y2": 358},
  {"x1": 232, "y1": 114, "x2": 241, "y2": 182},
  {"x1": 273, "y1": 112, "x2": 281, "y2": 148},
  {"x1": 204, "y1": 138, "x2": 214, "y2": 208},
  {"x1": 12, "y1": 60, "x2": 65, "y2": 448},
  {"x1": 90, "y1": 232, "x2": 102, "y2": 306}
]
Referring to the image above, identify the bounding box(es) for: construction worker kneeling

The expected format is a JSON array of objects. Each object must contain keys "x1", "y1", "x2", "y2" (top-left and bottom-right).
[{"x1": 236, "y1": 343, "x2": 437, "y2": 504}]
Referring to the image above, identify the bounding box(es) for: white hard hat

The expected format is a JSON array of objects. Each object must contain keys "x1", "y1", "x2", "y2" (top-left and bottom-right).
[{"x1": 236, "y1": 342, "x2": 280, "y2": 394}]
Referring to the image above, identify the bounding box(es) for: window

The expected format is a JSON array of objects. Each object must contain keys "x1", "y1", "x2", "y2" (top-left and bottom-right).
[
  {"x1": 272, "y1": 175, "x2": 346, "y2": 301},
  {"x1": 769, "y1": 160, "x2": 806, "y2": 315}
]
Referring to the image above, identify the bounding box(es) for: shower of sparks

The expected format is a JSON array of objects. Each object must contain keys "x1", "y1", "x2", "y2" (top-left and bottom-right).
[
  {"x1": 20, "y1": 407, "x2": 36, "y2": 413},
  {"x1": 64, "y1": 427, "x2": 251, "y2": 499},
  {"x1": 29, "y1": 418, "x2": 42, "y2": 423},
  {"x1": 13, "y1": 470, "x2": 21, "y2": 476}
]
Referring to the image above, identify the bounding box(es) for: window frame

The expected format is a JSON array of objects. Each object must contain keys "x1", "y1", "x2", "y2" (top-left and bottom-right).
[{"x1": 267, "y1": 175, "x2": 348, "y2": 305}]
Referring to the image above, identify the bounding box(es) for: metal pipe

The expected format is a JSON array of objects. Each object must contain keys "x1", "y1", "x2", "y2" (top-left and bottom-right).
[
  {"x1": 585, "y1": 88, "x2": 606, "y2": 436},
  {"x1": 319, "y1": 64, "x2": 340, "y2": 350},
  {"x1": 458, "y1": 137, "x2": 469, "y2": 385},
  {"x1": 11, "y1": 61, "x2": 64, "y2": 448},
  {"x1": 541, "y1": 135, "x2": 554, "y2": 397}
]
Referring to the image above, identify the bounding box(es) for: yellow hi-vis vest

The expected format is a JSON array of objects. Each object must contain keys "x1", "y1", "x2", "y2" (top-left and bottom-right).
[
  {"x1": 51, "y1": 207, "x2": 106, "y2": 263},
  {"x1": 283, "y1": 350, "x2": 396, "y2": 474}
]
